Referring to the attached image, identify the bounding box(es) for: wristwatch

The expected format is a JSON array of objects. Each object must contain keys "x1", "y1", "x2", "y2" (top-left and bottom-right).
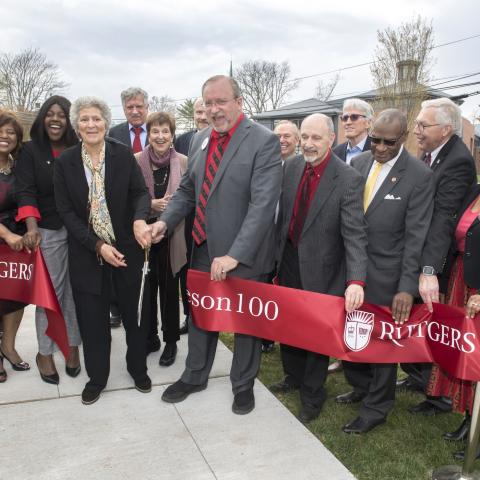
[{"x1": 422, "y1": 266, "x2": 436, "y2": 276}]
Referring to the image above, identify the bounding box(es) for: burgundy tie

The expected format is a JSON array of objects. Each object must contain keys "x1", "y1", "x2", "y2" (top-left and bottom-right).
[
  {"x1": 290, "y1": 166, "x2": 316, "y2": 247},
  {"x1": 424, "y1": 152, "x2": 432, "y2": 166},
  {"x1": 192, "y1": 136, "x2": 228, "y2": 245},
  {"x1": 132, "y1": 127, "x2": 143, "y2": 154}
]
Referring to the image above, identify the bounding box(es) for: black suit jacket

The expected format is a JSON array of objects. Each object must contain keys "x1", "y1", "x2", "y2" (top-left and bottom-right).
[
  {"x1": 53, "y1": 139, "x2": 150, "y2": 295},
  {"x1": 277, "y1": 153, "x2": 368, "y2": 296},
  {"x1": 440, "y1": 183, "x2": 480, "y2": 291},
  {"x1": 421, "y1": 134, "x2": 477, "y2": 273},
  {"x1": 16, "y1": 140, "x2": 79, "y2": 229},
  {"x1": 108, "y1": 122, "x2": 149, "y2": 151},
  {"x1": 174, "y1": 130, "x2": 196, "y2": 156},
  {"x1": 333, "y1": 136, "x2": 371, "y2": 162}
]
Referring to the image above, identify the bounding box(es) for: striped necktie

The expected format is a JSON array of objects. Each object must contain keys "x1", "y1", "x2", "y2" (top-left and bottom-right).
[{"x1": 192, "y1": 135, "x2": 228, "y2": 245}]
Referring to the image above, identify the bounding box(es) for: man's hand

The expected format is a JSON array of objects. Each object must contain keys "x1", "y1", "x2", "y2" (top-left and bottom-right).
[
  {"x1": 210, "y1": 255, "x2": 239, "y2": 281},
  {"x1": 344, "y1": 284, "x2": 364, "y2": 313},
  {"x1": 133, "y1": 220, "x2": 152, "y2": 248},
  {"x1": 23, "y1": 227, "x2": 41, "y2": 251},
  {"x1": 466, "y1": 294, "x2": 480, "y2": 319},
  {"x1": 151, "y1": 221, "x2": 167, "y2": 243},
  {"x1": 419, "y1": 273, "x2": 439, "y2": 313},
  {"x1": 100, "y1": 244, "x2": 127, "y2": 267},
  {"x1": 391, "y1": 292, "x2": 414, "y2": 325}
]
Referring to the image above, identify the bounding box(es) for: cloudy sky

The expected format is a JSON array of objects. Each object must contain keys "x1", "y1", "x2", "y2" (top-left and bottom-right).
[{"x1": 2, "y1": 0, "x2": 479, "y2": 123}]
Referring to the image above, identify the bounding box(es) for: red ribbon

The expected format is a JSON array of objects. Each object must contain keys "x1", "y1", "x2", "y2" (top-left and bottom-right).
[
  {"x1": 0, "y1": 245, "x2": 70, "y2": 358},
  {"x1": 187, "y1": 270, "x2": 480, "y2": 381}
]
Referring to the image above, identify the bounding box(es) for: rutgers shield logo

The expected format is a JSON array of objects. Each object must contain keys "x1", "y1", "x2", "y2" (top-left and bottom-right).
[{"x1": 344, "y1": 310, "x2": 374, "y2": 352}]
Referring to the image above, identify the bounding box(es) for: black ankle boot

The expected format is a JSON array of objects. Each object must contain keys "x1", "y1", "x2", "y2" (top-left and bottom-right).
[{"x1": 443, "y1": 415, "x2": 471, "y2": 442}]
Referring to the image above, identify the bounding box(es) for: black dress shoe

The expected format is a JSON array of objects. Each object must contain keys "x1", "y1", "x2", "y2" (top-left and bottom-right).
[
  {"x1": 36, "y1": 354, "x2": 59, "y2": 385},
  {"x1": 269, "y1": 379, "x2": 299, "y2": 394},
  {"x1": 135, "y1": 375, "x2": 152, "y2": 393},
  {"x1": 109, "y1": 315, "x2": 122, "y2": 328},
  {"x1": 408, "y1": 400, "x2": 448, "y2": 416},
  {"x1": 81, "y1": 387, "x2": 102, "y2": 405},
  {"x1": 396, "y1": 378, "x2": 424, "y2": 393},
  {"x1": 179, "y1": 321, "x2": 188, "y2": 335},
  {"x1": 232, "y1": 389, "x2": 255, "y2": 415},
  {"x1": 342, "y1": 416, "x2": 385, "y2": 434},
  {"x1": 443, "y1": 416, "x2": 471, "y2": 442},
  {"x1": 66, "y1": 364, "x2": 81, "y2": 377},
  {"x1": 147, "y1": 337, "x2": 161, "y2": 354},
  {"x1": 162, "y1": 380, "x2": 207, "y2": 403},
  {"x1": 298, "y1": 404, "x2": 322, "y2": 424},
  {"x1": 335, "y1": 391, "x2": 365, "y2": 405},
  {"x1": 453, "y1": 448, "x2": 480, "y2": 461},
  {"x1": 159, "y1": 343, "x2": 177, "y2": 367}
]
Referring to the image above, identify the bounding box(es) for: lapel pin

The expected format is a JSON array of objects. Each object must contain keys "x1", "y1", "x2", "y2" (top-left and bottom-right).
[
  {"x1": 391, "y1": 177, "x2": 397, "y2": 182},
  {"x1": 201, "y1": 138, "x2": 209, "y2": 151}
]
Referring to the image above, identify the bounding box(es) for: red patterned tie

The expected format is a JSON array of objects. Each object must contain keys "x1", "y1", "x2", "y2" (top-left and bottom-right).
[
  {"x1": 290, "y1": 166, "x2": 316, "y2": 247},
  {"x1": 132, "y1": 127, "x2": 143, "y2": 153},
  {"x1": 192, "y1": 136, "x2": 228, "y2": 245},
  {"x1": 424, "y1": 152, "x2": 432, "y2": 166}
]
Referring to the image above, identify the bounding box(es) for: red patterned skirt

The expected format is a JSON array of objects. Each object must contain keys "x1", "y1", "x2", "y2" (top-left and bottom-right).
[{"x1": 426, "y1": 254, "x2": 476, "y2": 413}]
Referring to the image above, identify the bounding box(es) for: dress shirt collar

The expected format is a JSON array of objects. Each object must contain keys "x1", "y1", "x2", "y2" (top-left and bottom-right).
[
  {"x1": 211, "y1": 113, "x2": 245, "y2": 141},
  {"x1": 347, "y1": 134, "x2": 368, "y2": 153},
  {"x1": 429, "y1": 140, "x2": 448, "y2": 163},
  {"x1": 129, "y1": 123, "x2": 146, "y2": 132}
]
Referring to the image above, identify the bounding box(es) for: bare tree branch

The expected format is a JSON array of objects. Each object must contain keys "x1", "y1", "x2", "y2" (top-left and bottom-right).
[
  {"x1": 370, "y1": 15, "x2": 435, "y2": 137},
  {"x1": 315, "y1": 73, "x2": 340, "y2": 101},
  {"x1": 149, "y1": 95, "x2": 176, "y2": 115},
  {"x1": 234, "y1": 60, "x2": 299, "y2": 116},
  {"x1": 0, "y1": 47, "x2": 67, "y2": 111}
]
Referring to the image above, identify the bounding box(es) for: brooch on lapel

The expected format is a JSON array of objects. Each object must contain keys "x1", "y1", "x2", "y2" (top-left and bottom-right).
[
  {"x1": 391, "y1": 177, "x2": 397, "y2": 182},
  {"x1": 201, "y1": 138, "x2": 209, "y2": 150}
]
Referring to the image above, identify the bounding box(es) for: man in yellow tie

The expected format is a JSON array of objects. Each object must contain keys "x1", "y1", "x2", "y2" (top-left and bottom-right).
[{"x1": 335, "y1": 109, "x2": 435, "y2": 434}]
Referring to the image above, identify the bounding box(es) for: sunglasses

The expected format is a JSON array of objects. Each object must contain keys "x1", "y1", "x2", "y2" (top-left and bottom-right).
[
  {"x1": 370, "y1": 136, "x2": 402, "y2": 147},
  {"x1": 340, "y1": 114, "x2": 366, "y2": 122}
]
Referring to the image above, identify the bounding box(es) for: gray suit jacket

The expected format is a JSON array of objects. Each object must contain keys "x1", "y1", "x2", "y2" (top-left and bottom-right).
[
  {"x1": 108, "y1": 122, "x2": 131, "y2": 147},
  {"x1": 352, "y1": 148, "x2": 434, "y2": 305},
  {"x1": 161, "y1": 117, "x2": 282, "y2": 279},
  {"x1": 277, "y1": 153, "x2": 368, "y2": 296}
]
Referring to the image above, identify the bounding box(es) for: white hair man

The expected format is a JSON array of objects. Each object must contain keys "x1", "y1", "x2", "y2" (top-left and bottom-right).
[
  {"x1": 333, "y1": 98, "x2": 374, "y2": 165},
  {"x1": 401, "y1": 97, "x2": 477, "y2": 415}
]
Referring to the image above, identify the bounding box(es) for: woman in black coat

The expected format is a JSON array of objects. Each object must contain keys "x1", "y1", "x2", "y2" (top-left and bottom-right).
[{"x1": 53, "y1": 96, "x2": 153, "y2": 405}]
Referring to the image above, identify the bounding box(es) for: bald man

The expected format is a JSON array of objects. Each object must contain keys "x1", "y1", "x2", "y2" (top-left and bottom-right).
[{"x1": 270, "y1": 113, "x2": 368, "y2": 424}]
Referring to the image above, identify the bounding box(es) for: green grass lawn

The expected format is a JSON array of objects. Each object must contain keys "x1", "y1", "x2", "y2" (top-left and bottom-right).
[{"x1": 220, "y1": 333, "x2": 469, "y2": 480}]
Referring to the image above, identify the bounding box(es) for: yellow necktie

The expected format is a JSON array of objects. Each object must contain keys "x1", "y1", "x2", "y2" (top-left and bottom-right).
[{"x1": 363, "y1": 161, "x2": 383, "y2": 212}]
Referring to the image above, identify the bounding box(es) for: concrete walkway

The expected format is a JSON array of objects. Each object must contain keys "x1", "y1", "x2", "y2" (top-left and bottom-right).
[{"x1": 1, "y1": 306, "x2": 355, "y2": 480}]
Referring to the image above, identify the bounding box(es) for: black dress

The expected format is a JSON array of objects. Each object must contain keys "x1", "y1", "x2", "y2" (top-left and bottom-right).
[
  {"x1": 148, "y1": 165, "x2": 180, "y2": 344},
  {"x1": 0, "y1": 169, "x2": 27, "y2": 315}
]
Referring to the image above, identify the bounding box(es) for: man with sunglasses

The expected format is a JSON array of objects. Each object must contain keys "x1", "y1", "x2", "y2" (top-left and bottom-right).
[
  {"x1": 402, "y1": 98, "x2": 477, "y2": 416},
  {"x1": 333, "y1": 98, "x2": 374, "y2": 165},
  {"x1": 338, "y1": 109, "x2": 434, "y2": 434}
]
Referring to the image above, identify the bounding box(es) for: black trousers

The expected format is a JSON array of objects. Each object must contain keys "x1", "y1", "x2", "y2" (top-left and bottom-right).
[
  {"x1": 179, "y1": 211, "x2": 195, "y2": 316},
  {"x1": 148, "y1": 236, "x2": 180, "y2": 344},
  {"x1": 73, "y1": 265, "x2": 149, "y2": 391},
  {"x1": 278, "y1": 240, "x2": 329, "y2": 409},
  {"x1": 343, "y1": 361, "x2": 397, "y2": 421}
]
